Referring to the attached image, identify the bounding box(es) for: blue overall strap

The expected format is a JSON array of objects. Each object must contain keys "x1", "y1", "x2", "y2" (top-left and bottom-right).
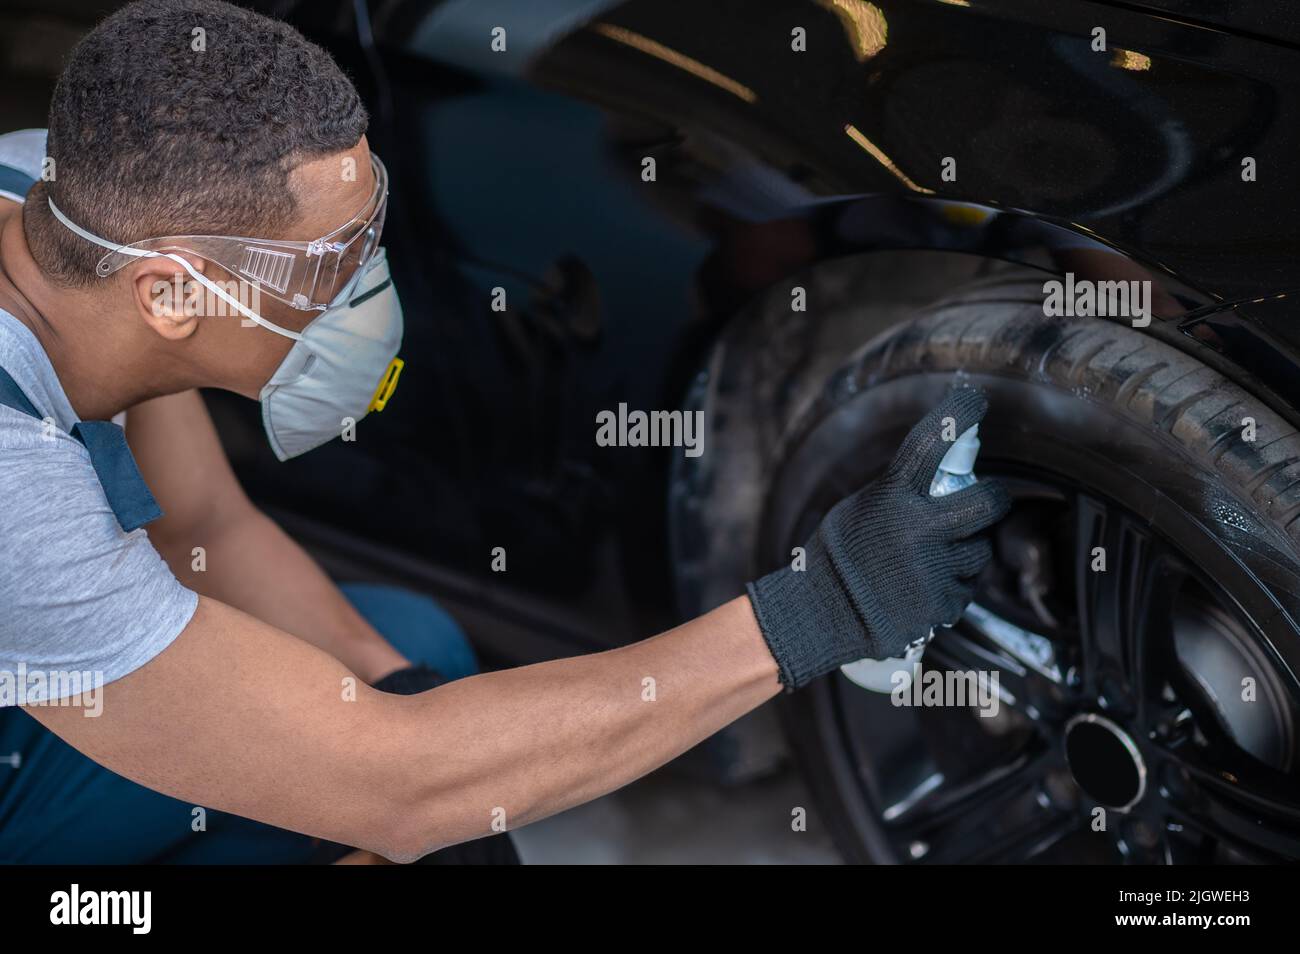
[
  {"x1": 0, "y1": 364, "x2": 162, "y2": 532},
  {"x1": 0, "y1": 162, "x2": 36, "y2": 202}
]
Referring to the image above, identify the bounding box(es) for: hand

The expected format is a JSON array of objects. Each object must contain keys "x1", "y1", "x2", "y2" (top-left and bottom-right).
[{"x1": 746, "y1": 387, "x2": 1011, "y2": 691}]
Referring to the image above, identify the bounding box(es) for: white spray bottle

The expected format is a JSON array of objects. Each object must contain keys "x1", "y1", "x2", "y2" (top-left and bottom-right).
[{"x1": 839, "y1": 423, "x2": 981, "y2": 693}]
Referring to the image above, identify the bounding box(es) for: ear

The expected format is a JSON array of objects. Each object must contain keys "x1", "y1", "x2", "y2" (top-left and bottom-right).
[{"x1": 130, "y1": 255, "x2": 207, "y2": 342}]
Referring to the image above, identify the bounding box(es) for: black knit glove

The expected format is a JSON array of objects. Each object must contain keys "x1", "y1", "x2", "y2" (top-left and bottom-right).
[
  {"x1": 747, "y1": 388, "x2": 1011, "y2": 691},
  {"x1": 372, "y1": 663, "x2": 445, "y2": 694}
]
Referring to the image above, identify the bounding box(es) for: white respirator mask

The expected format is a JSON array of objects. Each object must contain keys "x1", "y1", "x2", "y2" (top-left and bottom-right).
[
  {"x1": 256, "y1": 248, "x2": 403, "y2": 460},
  {"x1": 47, "y1": 153, "x2": 404, "y2": 460}
]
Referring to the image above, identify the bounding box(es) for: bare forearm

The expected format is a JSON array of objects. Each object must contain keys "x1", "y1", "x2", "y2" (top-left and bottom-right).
[
  {"x1": 126, "y1": 390, "x2": 405, "y2": 682},
  {"x1": 156, "y1": 509, "x2": 405, "y2": 681},
  {"x1": 390, "y1": 594, "x2": 780, "y2": 857}
]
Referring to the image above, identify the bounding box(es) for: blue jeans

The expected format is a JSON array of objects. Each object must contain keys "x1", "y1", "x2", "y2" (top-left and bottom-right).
[{"x1": 0, "y1": 583, "x2": 476, "y2": 863}]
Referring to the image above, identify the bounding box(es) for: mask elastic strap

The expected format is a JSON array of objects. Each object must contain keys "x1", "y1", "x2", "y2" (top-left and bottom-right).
[{"x1": 47, "y1": 198, "x2": 303, "y2": 342}]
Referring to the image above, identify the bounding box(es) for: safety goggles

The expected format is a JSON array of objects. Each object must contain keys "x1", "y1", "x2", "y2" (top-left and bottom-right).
[{"x1": 78, "y1": 153, "x2": 388, "y2": 311}]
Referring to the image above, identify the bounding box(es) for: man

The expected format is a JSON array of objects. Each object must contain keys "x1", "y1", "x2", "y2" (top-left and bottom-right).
[{"x1": 0, "y1": 0, "x2": 1008, "y2": 864}]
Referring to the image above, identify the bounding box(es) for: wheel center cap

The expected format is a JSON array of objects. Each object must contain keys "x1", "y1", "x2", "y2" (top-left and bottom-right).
[{"x1": 1064, "y1": 713, "x2": 1147, "y2": 811}]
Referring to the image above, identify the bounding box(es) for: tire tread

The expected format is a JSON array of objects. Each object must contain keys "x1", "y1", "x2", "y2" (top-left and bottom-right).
[{"x1": 802, "y1": 278, "x2": 1300, "y2": 548}]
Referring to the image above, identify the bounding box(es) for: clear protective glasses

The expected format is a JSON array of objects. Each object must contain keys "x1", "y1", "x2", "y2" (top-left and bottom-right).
[{"x1": 86, "y1": 153, "x2": 388, "y2": 311}]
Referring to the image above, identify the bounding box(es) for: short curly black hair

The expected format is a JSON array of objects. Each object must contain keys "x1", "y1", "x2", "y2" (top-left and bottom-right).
[{"x1": 25, "y1": 0, "x2": 368, "y2": 285}]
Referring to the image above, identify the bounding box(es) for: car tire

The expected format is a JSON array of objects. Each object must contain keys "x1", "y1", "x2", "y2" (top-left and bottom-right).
[{"x1": 761, "y1": 273, "x2": 1300, "y2": 864}]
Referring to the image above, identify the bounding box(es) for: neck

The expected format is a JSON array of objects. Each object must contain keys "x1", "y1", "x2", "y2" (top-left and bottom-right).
[{"x1": 0, "y1": 204, "x2": 197, "y2": 420}]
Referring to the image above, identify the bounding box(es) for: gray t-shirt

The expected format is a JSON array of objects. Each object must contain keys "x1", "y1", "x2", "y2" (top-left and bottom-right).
[{"x1": 0, "y1": 133, "x2": 197, "y2": 705}]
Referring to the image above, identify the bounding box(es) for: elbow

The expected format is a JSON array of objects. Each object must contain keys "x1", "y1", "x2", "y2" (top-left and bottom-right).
[
  {"x1": 369, "y1": 786, "x2": 515, "y2": 864},
  {"x1": 352, "y1": 696, "x2": 516, "y2": 862},
  {"x1": 369, "y1": 818, "x2": 465, "y2": 865},
  {"x1": 353, "y1": 809, "x2": 436, "y2": 864},
  {"x1": 358, "y1": 780, "x2": 469, "y2": 864},
  {"x1": 370, "y1": 834, "x2": 431, "y2": 866}
]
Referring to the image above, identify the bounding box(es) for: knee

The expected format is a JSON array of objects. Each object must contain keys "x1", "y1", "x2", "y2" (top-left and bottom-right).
[{"x1": 340, "y1": 583, "x2": 478, "y2": 682}]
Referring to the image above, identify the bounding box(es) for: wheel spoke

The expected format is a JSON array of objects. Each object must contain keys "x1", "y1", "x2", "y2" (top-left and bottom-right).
[
  {"x1": 1072, "y1": 495, "x2": 1179, "y2": 723},
  {"x1": 956, "y1": 809, "x2": 1081, "y2": 864},
  {"x1": 885, "y1": 743, "x2": 1068, "y2": 862},
  {"x1": 1158, "y1": 742, "x2": 1300, "y2": 860},
  {"x1": 925, "y1": 626, "x2": 1040, "y2": 718}
]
